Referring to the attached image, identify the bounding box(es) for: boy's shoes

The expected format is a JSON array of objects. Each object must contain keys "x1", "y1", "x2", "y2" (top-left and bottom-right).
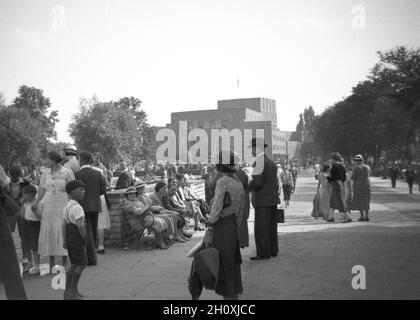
[
  {"x1": 342, "y1": 218, "x2": 352, "y2": 223},
  {"x1": 97, "y1": 249, "x2": 105, "y2": 254},
  {"x1": 326, "y1": 219, "x2": 335, "y2": 223},
  {"x1": 29, "y1": 266, "x2": 40, "y2": 276}
]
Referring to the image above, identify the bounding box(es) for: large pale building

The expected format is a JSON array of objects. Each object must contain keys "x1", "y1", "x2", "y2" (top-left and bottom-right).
[{"x1": 166, "y1": 98, "x2": 290, "y2": 162}]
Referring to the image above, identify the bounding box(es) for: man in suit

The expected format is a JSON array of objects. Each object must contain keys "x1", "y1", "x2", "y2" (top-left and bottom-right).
[
  {"x1": 248, "y1": 138, "x2": 280, "y2": 260},
  {"x1": 115, "y1": 162, "x2": 134, "y2": 190},
  {"x1": 75, "y1": 151, "x2": 107, "y2": 266}
]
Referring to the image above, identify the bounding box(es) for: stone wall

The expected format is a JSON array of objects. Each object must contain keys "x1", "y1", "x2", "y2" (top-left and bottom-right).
[{"x1": 104, "y1": 180, "x2": 205, "y2": 247}]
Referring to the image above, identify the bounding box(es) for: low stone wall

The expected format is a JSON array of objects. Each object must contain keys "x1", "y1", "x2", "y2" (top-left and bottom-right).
[{"x1": 104, "y1": 180, "x2": 205, "y2": 247}]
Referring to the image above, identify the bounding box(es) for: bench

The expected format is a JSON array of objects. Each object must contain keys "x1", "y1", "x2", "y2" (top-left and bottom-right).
[{"x1": 104, "y1": 180, "x2": 205, "y2": 247}]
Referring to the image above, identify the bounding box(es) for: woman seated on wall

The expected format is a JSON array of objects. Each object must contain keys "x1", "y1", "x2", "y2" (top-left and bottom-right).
[
  {"x1": 174, "y1": 174, "x2": 208, "y2": 231},
  {"x1": 120, "y1": 186, "x2": 171, "y2": 249},
  {"x1": 149, "y1": 181, "x2": 192, "y2": 242}
]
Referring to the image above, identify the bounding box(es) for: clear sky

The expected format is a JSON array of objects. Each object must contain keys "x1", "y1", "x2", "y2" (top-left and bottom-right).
[{"x1": 1, "y1": 0, "x2": 419, "y2": 142}]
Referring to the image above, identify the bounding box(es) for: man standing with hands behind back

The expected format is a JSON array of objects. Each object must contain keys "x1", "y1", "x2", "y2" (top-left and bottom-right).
[
  {"x1": 248, "y1": 138, "x2": 280, "y2": 260},
  {"x1": 75, "y1": 151, "x2": 107, "y2": 266}
]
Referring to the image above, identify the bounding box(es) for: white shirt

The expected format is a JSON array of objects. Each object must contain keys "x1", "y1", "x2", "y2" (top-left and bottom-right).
[
  {"x1": 24, "y1": 202, "x2": 41, "y2": 221},
  {"x1": 63, "y1": 199, "x2": 85, "y2": 225}
]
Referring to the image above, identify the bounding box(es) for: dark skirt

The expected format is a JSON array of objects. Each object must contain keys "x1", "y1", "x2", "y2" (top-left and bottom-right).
[
  {"x1": 283, "y1": 184, "x2": 292, "y2": 201},
  {"x1": 213, "y1": 215, "x2": 243, "y2": 297},
  {"x1": 329, "y1": 181, "x2": 345, "y2": 212}
]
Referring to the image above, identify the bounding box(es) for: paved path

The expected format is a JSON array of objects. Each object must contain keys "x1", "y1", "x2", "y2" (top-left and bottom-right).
[{"x1": 1, "y1": 171, "x2": 420, "y2": 300}]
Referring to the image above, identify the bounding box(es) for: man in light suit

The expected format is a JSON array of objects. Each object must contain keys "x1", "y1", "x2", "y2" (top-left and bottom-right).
[
  {"x1": 248, "y1": 138, "x2": 280, "y2": 260},
  {"x1": 75, "y1": 151, "x2": 107, "y2": 266}
]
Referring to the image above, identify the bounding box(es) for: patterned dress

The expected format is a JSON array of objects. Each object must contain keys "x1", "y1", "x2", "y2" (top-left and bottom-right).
[{"x1": 38, "y1": 166, "x2": 74, "y2": 257}]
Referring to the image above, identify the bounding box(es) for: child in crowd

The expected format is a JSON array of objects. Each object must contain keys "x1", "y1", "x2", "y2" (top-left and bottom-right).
[
  {"x1": 62, "y1": 180, "x2": 87, "y2": 300},
  {"x1": 21, "y1": 185, "x2": 42, "y2": 277}
]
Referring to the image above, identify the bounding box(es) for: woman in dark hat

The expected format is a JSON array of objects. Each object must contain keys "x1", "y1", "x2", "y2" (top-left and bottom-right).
[
  {"x1": 34, "y1": 151, "x2": 75, "y2": 272},
  {"x1": 327, "y1": 152, "x2": 350, "y2": 223},
  {"x1": 351, "y1": 155, "x2": 372, "y2": 221},
  {"x1": 203, "y1": 150, "x2": 245, "y2": 300}
]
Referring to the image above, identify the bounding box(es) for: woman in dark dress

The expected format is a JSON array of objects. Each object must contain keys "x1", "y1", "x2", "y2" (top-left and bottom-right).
[
  {"x1": 203, "y1": 150, "x2": 245, "y2": 300},
  {"x1": 234, "y1": 166, "x2": 250, "y2": 248}
]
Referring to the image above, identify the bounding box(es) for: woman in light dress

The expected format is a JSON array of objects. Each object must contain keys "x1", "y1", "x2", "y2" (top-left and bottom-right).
[
  {"x1": 34, "y1": 151, "x2": 74, "y2": 272},
  {"x1": 91, "y1": 152, "x2": 111, "y2": 254},
  {"x1": 317, "y1": 164, "x2": 332, "y2": 220}
]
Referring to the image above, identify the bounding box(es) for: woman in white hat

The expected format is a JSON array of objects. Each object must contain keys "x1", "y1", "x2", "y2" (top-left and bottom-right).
[{"x1": 351, "y1": 155, "x2": 372, "y2": 222}]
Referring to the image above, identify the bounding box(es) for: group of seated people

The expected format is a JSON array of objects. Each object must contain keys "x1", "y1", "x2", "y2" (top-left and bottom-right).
[{"x1": 120, "y1": 174, "x2": 209, "y2": 249}]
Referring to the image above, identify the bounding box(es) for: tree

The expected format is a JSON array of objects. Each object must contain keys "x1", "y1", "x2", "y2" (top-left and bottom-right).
[
  {"x1": 12, "y1": 85, "x2": 59, "y2": 141},
  {"x1": 0, "y1": 86, "x2": 59, "y2": 169},
  {"x1": 69, "y1": 97, "x2": 153, "y2": 167},
  {"x1": 306, "y1": 46, "x2": 420, "y2": 163}
]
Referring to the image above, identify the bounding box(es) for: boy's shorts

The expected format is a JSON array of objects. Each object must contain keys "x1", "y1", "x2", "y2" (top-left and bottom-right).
[
  {"x1": 68, "y1": 245, "x2": 87, "y2": 266},
  {"x1": 23, "y1": 220, "x2": 41, "y2": 252}
]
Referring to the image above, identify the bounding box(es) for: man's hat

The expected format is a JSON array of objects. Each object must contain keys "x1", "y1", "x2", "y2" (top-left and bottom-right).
[
  {"x1": 134, "y1": 180, "x2": 146, "y2": 189},
  {"x1": 65, "y1": 180, "x2": 86, "y2": 194},
  {"x1": 247, "y1": 137, "x2": 268, "y2": 148},
  {"x1": 353, "y1": 154, "x2": 364, "y2": 162},
  {"x1": 63, "y1": 145, "x2": 78, "y2": 155},
  {"x1": 330, "y1": 152, "x2": 342, "y2": 161},
  {"x1": 125, "y1": 186, "x2": 138, "y2": 195}
]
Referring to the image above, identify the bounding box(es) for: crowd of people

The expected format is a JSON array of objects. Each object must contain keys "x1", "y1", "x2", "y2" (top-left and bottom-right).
[
  {"x1": 2, "y1": 138, "x2": 418, "y2": 301},
  {"x1": 312, "y1": 153, "x2": 373, "y2": 223}
]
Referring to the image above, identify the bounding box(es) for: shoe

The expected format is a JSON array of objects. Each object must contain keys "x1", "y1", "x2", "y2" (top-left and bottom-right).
[
  {"x1": 326, "y1": 219, "x2": 335, "y2": 223},
  {"x1": 97, "y1": 249, "x2": 105, "y2": 254},
  {"x1": 272, "y1": 253, "x2": 278, "y2": 257},
  {"x1": 29, "y1": 266, "x2": 40, "y2": 276},
  {"x1": 342, "y1": 219, "x2": 352, "y2": 223},
  {"x1": 250, "y1": 256, "x2": 270, "y2": 261},
  {"x1": 358, "y1": 218, "x2": 365, "y2": 222},
  {"x1": 175, "y1": 236, "x2": 186, "y2": 243},
  {"x1": 365, "y1": 217, "x2": 370, "y2": 222},
  {"x1": 87, "y1": 262, "x2": 97, "y2": 266}
]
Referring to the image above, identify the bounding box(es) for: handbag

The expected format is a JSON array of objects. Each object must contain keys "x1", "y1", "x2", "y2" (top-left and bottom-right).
[{"x1": 276, "y1": 207, "x2": 285, "y2": 223}]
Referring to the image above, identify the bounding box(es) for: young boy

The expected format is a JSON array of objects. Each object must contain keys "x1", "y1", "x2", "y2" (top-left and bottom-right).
[
  {"x1": 62, "y1": 180, "x2": 87, "y2": 300},
  {"x1": 20, "y1": 185, "x2": 42, "y2": 277}
]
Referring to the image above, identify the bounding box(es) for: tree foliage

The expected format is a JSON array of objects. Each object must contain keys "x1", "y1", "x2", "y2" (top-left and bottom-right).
[
  {"x1": 302, "y1": 46, "x2": 420, "y2": 163},
  {"x1": 69, "y1": 96, "x2": 155, "y2": 167},
  {"x1": 0, "y1": 86, "x2": 58, "y2": 169}
]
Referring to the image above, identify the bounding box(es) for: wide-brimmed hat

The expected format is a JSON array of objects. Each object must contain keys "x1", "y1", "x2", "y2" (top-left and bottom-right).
[
  {"x1": 247, "y1": 137, "x2": 268, "y2": 148},
  {"x1": 330, "y1": 152, "x2": 342, "y2": 161},
  {"x1": 63, "y1": 145, "x2": 78, "y2": 155},
  {"x1": 215, "y1": 150, "x2": 237, "y2": 173},
  {"x1": 124, "y1": 186, "x2": 138, "y2": 195},
  {"x1": 353, "y1": 154, "x2": 364, "y2": 162},
  {"x1": 134, "y1": 180, "x2": 146, "y2": 189}
]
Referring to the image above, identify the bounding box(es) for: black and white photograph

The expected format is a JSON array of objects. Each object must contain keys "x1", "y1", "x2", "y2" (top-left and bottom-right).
[{"x1": 1, "y1": 0, "x2": 420, "y2": 304}]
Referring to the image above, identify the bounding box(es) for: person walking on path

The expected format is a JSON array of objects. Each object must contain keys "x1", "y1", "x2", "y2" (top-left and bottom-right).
[
  {"x1": 327, "y1": 153, "x2": 350, "y2": 223},
  {"x1": 280, "y1": 165, "x2": 294, "y2": 208},
  {"x1": 35, "y1": 151, "x2": 73, "y2": 273},
  {"x1": 389, "y1": 163, "x2": 400, "y2": 188},
  {"x1": 316, "y1": 164, "x2": 332, "y2": 220},
  {"x1": 248, "y1": 138, "x2": 280, "y2": 260},
  {"x1": 351, "y1": 155, "x2": 372, "y2": 222},
  {"x1": 0, "y1": 165, "x2": 27, "y2": 300},
  {"x1": 203, "y1": 150, "x2": 245, "y2": 300},
  {"x1": 416, "y1": 167, "x2": 420, "y2": 193},
  {"x1": 74, "y1": 151, "x2": 107, "y2": 266},
  {"x1": 404, "y1": 165, "x2": 417, "y2": 194}
]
